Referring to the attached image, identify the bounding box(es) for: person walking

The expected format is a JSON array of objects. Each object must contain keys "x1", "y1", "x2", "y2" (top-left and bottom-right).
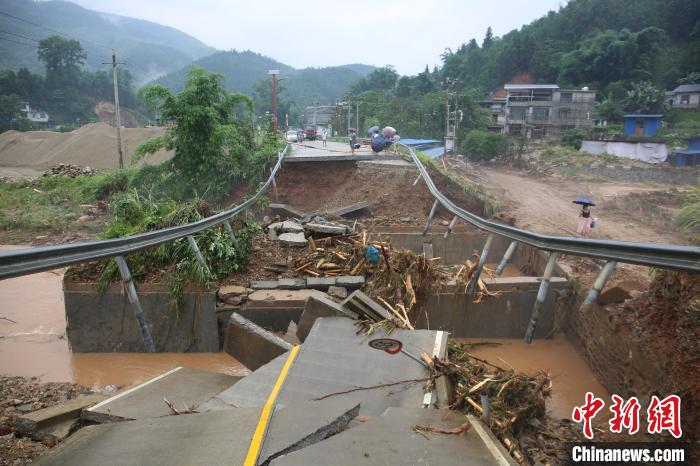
[
  {"x1": 349, "y1": 129, "x2": 357, "y2": 155},
  {"x1": 322, "y1": 129, "x2": 327, "y2": 147},
  {"x1": 577, "y1": 204, "x2": 593, "y2": 236}
]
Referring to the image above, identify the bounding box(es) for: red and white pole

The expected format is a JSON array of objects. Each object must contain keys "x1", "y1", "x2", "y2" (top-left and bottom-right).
[{"x1": 272, "y1": 74, "x2": 277, "y2": 138}]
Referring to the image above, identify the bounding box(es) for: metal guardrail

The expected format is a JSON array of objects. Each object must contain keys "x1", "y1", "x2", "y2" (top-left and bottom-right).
[
  {"x1": 1, "y1": 143, "x2": 698, "y2": 279},
  {"x1": 0, "y1": 146, "x2": 289, "y2": 280},
  {"x1": 401, "y1": 143, "x2": 700, "y2": 273}
]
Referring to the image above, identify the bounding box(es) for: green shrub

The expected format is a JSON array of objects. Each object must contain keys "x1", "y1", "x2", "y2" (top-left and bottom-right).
[
  {"x1": 460, "y1": 130, "x2": 510, "y2": 161},
  {"x1": 560, "y1": 128, "x2": 590, "y2": 150}
]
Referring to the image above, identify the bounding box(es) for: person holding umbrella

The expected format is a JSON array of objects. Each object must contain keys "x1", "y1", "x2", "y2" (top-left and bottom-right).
[{"x1": 574, "y1": 197, "x2": 595, "y2": 236}]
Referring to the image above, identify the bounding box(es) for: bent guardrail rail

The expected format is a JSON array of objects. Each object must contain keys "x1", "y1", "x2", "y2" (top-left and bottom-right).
[{"x1": 0, "y1": 145, "x2": 288, "y2": 280}]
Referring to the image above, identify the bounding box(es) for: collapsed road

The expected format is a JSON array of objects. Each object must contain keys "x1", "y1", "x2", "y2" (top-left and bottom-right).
[{"x1": 1, "y1": 140, "x2": 698, "y2": 465}]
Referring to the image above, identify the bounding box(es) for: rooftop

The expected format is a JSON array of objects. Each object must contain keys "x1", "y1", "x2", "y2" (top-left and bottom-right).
[
  {"x1": 623, "y1": 114, "x2": 663, "y2": 118},
  {"x1": 671, "y1": 84, "x2": 700, "y2": 93},
  {"x1": 504, "y1": 84, "x2": 559, "y2": 90}
]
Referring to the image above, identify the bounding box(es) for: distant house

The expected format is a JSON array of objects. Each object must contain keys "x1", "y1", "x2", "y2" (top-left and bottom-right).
[
  {"x1": 479, "y1": 88, "x2": 507, "y2": 133},
  {"x1": 623, "y1": 114, "x2": 663, "y2": 137},
  {"x1": 20, "y1": 102, "x2": 49, "y2": 125},
  {"x1": 502, "y1": 84, "x2": 596, "y2": 139},
  {"x1": 667, "y1": 84, "x2": 700, "y2": 109}
]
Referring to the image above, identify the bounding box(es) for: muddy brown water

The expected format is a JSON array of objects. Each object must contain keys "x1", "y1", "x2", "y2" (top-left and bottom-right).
[
  {"x1": 0, "y1": 245, "x2": 248, "y2": 390},
  {"x1": 462, "y1": 338, "x2": 610, "y2": 420}
]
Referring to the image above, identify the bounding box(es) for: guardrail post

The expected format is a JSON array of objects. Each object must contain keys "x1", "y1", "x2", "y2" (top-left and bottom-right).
[
  {"x1": 187, "y1": 235, "x2": 207, "y2": 268},
  {"x1": 443, "y1": 215, "x2": 458, "y2": 239},
  {"x1": 496, "y1": 241, "x2": 518, "y2": 275},
  {"x1": 423, "y1": 199, "x2": 439, "y2": 236},
  {"x1": 413, "y1": 173, "x2": 422, "y2": 186},
  {"x1": 271, "y1": 167, "x2": 280, "y2": 203},
  {"x1": 582, "y1": 260, "x2": 617, "y2": 310},
  {"x1": 115, "y1": 256, "x2": 156, "y2": 353},
  {"x1": 223, "y1": 220, "x2": 238, "y2": 248},
  {"x1": 524, "y1": 252, "x2": 558, "y2": 344},
  {"x1": 468, "y1": 234, "x2": 494, "y2": 294}
]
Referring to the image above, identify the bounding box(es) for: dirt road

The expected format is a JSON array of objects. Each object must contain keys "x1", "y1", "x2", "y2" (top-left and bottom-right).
[{"x1": 454, "y1": 163, "x2": 687, "y2": 245}]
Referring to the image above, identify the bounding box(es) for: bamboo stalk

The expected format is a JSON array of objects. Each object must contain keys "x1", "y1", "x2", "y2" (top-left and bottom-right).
[{"x1": 350, "y1": 258, "x2": 365, "y2": 275}]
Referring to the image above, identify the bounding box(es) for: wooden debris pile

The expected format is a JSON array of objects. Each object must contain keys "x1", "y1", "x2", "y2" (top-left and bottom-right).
[
  {"x1": 442, "y1": 340, "x2": 552, "y2": 465},
  {"x1": 451, "y1": 254, "x2": 501, "y2": 304}
]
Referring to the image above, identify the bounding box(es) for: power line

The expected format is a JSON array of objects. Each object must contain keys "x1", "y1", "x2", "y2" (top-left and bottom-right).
[
  {"x1": 0, "y1": 10, "x2": 112, "y2": 51},
  {"x1": 0, "y1": 29, "x2": 40, "y2": 43},
  {"x1": 0, "y1": 35, "x2": 37, "y2": 48}
]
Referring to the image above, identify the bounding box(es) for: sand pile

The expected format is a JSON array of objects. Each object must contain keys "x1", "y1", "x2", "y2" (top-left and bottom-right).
[{"x1": 0, "y1": 123, "x2": 173, "y2": 172}]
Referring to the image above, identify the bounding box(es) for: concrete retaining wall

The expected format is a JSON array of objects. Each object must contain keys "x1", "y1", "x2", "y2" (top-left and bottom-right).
[
  {"x1": 414, "y1": 277, "x2": 568, "y2": 338},
  {"x1": 63, "y1": 281, "x2": 219, "y2": 352}
]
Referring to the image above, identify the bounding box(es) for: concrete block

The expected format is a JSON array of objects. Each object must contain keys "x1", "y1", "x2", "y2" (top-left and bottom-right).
[
  {"x1": 335, "y1": 275, "x2": 365, "y2": 290},
  {"x1": 15, "y1": 394, "x2": 106, "y2": 436},
  {"x1": 224, "y1": 313, "x2": 294, "y2": 371},
  {"x1": 327, "y1": 286, "x2": 348, "y2": 300},
  {"x1": 340, "y1": 290, "x2": 390, "y2": 321},
  {"x1": 306, "y1": 277, "x2": 336, "y2": 290},
  {"x1": 304, "y1": 222, "x2": 348, "y2": 236},
  {"x1": 250, "y1": 280, "x2": 279, "y2": 290},
  {"x1": 297, "y1": 295, "x2": 358, "y2": 341},
  {"x1": 282, "y1": 321, "x2": 301, "y2": 346},
  {"x1": 236, "y1": 307, "x2": 304, "y2": 333},
  {"x1": 63, "y1": 282, "x2": 218, "y2": 353},
  {"x1": 326, "y1": 201, "x2": 370, "y2": 217},
  {"x1": 278, "y1": 232, "x2": 308, "y2": 247},
  {"x1": 247, "y1": 289, "x2": 328, "y2": 309},
  {"x1": 278, "y1": 278, "x2": 306, "y2": 290},
  {"x1": 268, "y1": 220, "x2": 304, "y2": 233}
]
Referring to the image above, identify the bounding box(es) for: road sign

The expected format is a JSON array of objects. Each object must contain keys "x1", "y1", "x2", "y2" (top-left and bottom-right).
[{"x1": 368, "y1": 338, "x2": 403, "y2": 355}]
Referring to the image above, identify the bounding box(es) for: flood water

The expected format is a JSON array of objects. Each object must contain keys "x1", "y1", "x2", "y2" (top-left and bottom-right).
[
  {"x1": 463, "y1": 338, "x2": 610, "y2": 420},
  {"x1": 0, "y1": 245, "x2": 248, "y2": 390}
]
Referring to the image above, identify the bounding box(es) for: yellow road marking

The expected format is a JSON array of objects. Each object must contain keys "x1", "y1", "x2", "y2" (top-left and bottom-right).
[{"x1": 243, "y1": 345, "x2": 301, "y2": 466}]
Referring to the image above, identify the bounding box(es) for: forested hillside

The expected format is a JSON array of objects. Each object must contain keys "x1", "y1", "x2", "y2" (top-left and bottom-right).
[
  {"x1": 440, "y1": 0, "x2": 700, "y2": 91},
  {"x1": 153, "y1": 50, "x2": 375, "y2": 124},
  {"x1": 0, "y1": 0, "x2": 214, "y2": 83}
]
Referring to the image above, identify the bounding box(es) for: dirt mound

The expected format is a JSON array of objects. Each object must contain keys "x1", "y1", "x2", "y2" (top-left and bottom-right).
[
  {"x1": 93, "y1": 101, "x2": 139, "y2": 128},
  {"x1": 0, "y1": 123, "x2": 173, "y2": 172}
]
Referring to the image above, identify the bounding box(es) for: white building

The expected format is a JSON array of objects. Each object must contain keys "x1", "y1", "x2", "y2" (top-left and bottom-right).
[
  {"x1": 667, "y1": 84, "x2": 700, "y2": 109},
  {"x1": 20, "y1": 102, "x2": 49, "y2": 124}
]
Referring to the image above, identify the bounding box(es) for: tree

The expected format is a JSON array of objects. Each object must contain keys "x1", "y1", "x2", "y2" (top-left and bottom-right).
[
  {"x1": 135, "y1": 67, "x2": 256, "y2": 196},
  {"x1": 348, "y1": 66, "x2": 398, "y2": 95},
  {"x1": 482, "y1": 27, "x2": 494, "y2": 49},
  {"x1": 38, "y1": 36, "x2": 86, "y2": 89},
  {"x1": 623, "y1": 81, "x2": 667, "y2": 114},
  {"x1": 678, "y1": 72, "x2": 700, "y2": 85},
  {"x1": 0, "y1": 94, "x2": 30, "y2": 132}
]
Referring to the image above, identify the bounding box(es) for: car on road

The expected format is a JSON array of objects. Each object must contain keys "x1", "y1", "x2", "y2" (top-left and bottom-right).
[
  {"x1": 285, "y1": 130, "x2": 299, "y2": 142},
  {"x1": 304, "y1": 128, "x2": 317, "y2": 141}
]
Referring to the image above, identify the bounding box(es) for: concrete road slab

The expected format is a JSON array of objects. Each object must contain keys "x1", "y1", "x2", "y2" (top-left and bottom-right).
[
  {"x1": 276, "y1": 317, "x2": 440, "y2": 416},
  {"x1": 36, "y1": 409, "x2": 260, "y2": 466},
  {"x1": 270, "y1": 407, "x2": 515, "y2": 466},
  {"x1": 84, "y1": 367, "x2": 240, "y2": 423}
]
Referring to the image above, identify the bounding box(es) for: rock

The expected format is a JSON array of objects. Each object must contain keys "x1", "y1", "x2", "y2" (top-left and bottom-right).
[
  {"x1": 597, "y1": 286, "x2": 632, "y2": 305},
  {"x1": 278, "y1": 232, "x2": 308, "y2": 247},
  {"x1": 76, "y1": 215, "x2": 93, "y2": 223},
  {"x1": 268, "y1": 220, "x2": 304, "y2": 234},
  {"x1": 247, "y1": 289, "x2": 328, "y2": 309},
  {"x1": 250, "y1": 280, "x2": 279, "y2": 290},
  {"x1": 440, "y1": 220, "x2": 450, "y2": 226},
  {"x1": 327, "y1": 286, "x2": 348, "y2": 300},
  {"x1": 221, "y1": 295, "x2": 245, "y2": 306},
  {"x1": 399, "y1": 216, "x2": 413, "y2": 223},
  {"x1": 306, "y1": 277, "x2": 337, "y2": 290},
  {"x1": 268, "y1": 228, "x2": 278, "y2": 241},
  {"x1": 218, "y1": 285, "x2": 252, "y2": 299}
]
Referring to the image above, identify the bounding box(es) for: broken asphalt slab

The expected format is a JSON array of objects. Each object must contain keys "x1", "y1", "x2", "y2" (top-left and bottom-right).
[
  {"x1": 15, "y1": 393, "x2": 106, "y2": 440},
  {"x1": 269, "y1": 407, "x2": 516, "y2": 466},
  {"x1": 83, "y1": 367, "x2": 239, "y2": 423},
  {"x1": 296, "y1": 295, "x2": 358, "y2": 341}
]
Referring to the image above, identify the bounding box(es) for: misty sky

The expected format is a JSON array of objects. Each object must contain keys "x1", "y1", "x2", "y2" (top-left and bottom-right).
[{"x1": 70, "y1": 0, "x2": 564, "y2": 75}]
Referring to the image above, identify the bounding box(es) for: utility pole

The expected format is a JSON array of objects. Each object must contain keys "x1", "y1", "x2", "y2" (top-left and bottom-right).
[
  {"x1": 268, "y1": 70, "x2": 279, "y2": 138},
  {"x1": 356, "y1": 102, "x2": 359, "y2": 133},
  {"x1": 104, "y1": 50, "x2": 125, "y2": 169}
]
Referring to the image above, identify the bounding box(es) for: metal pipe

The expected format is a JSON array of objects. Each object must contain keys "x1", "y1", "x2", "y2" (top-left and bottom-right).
[
  {"x1": 223, "y1": 220, "x2": 238, "y2": 247},
  {"x1": 480, "y1": 392, "x2": 490, "y2": 424},
  {"x1": 468, "y1": 234, "x2": 494, "y2": 294},
  {"x1": 115, "y1": 256, "x2": 156, "y2": 352},
  {"x1": 187, "y1": 235, "x2": 207, "y2": 268},
  {"x1": 443, "y1": 215, "x2": 458, "y2": 239},
  {"x1": 524, "y1": 252, "x2": 558, "y2": 343},
  {"x1": 423, "y1": 199, "x2": 439, "y2": 236},
  {"x1": 496, "y1": 241, "x2": 518, "y2": 275},
  {"x1": 582, "y1": 260, "x2": 617, "y2": 310}
]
